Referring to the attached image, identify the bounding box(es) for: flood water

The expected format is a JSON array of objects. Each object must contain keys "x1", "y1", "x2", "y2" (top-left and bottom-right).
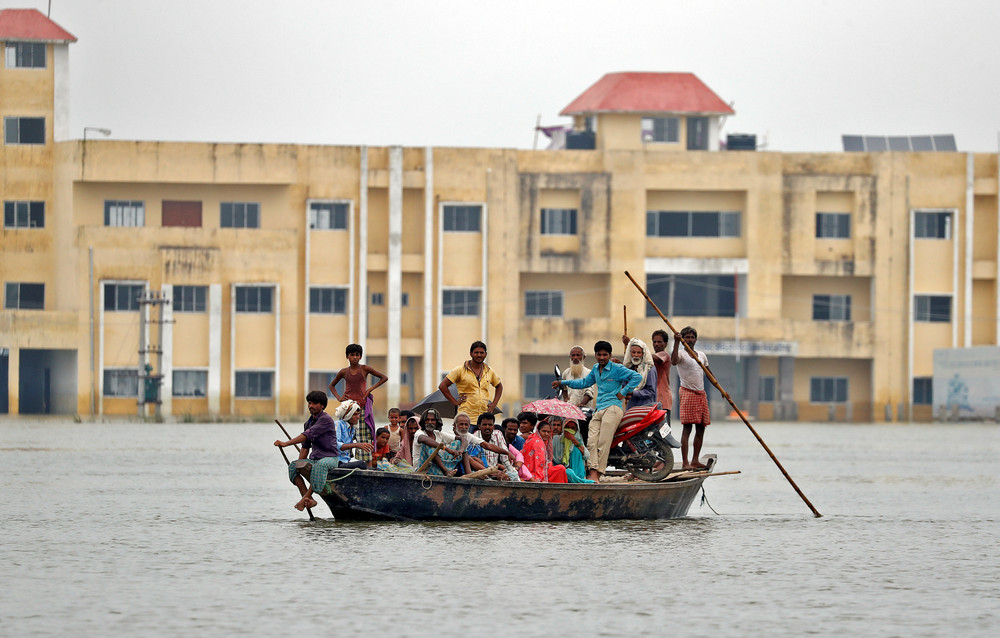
[{"x1": 1, "y1": 419, "x2": 997, "y2": 637}]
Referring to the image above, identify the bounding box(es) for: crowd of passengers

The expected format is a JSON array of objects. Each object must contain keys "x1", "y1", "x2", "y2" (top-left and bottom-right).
[{"x1": 274, "y1": 392, "x2": 590, "y2": 511}]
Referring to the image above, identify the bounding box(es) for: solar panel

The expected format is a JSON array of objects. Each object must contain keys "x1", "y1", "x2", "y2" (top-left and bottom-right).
[
  {"x1": 842, "y1": 135, "x2": 864, "y2": 152},
  {"x1": 865, "y1": 136, "x2": 888, "y2": 151},
  {"x1": 910, "y1": 136, "x2": 934, "y2": 151},
  {"x1": 932, "y1": 135, "x2": 957, "y2": 151},
  {"x1": 888, "y1": 136, "x2": 911, "y2": 151}
]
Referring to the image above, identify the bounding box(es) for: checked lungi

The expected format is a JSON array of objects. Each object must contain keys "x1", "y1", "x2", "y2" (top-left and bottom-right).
[{"x1": 679, "y1": 387, "x2": 711, "y2": 426}]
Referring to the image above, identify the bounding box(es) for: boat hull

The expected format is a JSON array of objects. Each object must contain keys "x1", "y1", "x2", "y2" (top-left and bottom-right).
[{"x1": 318, "y1": 457, "x2": 715, "y2": 521}]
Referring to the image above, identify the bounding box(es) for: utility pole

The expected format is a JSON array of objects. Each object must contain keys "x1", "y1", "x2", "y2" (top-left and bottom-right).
[{"x1": 138, "y1": 290, "x2": 170, "y2": 418}]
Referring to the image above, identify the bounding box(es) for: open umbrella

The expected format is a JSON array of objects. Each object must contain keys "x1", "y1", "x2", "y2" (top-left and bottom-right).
[
  {"x1": 411, "y1": 386, "x2": 502, "y2": 419},
  {"x1": 520, "y1": 398, "x2": 586, "y2": 421}
]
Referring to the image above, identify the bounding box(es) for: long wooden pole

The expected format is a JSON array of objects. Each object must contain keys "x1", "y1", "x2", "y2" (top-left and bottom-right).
[
  {"x1": 624, "y1": 270, "x2": 822, "y2": 518},
  {"x1": 414, "y1": 445, "x2": 442, "y2": 474},
  {"x1": 276, "y1": 419, "x2": 315, "y2": 521}
]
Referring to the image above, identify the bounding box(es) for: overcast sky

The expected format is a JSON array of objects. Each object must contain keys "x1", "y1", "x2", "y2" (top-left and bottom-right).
[{"x1": 8, "y1": 0, "x2": 1000, "y2": 152}]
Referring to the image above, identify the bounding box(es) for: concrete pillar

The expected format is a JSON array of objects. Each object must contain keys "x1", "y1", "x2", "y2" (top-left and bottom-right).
[
  {"x1": 743, "y1": 356, "x2": 760, "y2": 420},
  {"x1": 387, "y1": 146, "x2": 403, "y2": 411},
  {"x1": 777, "y1": 355, "x2": 797, "y2": 421},
  {"x1": 208, "y1": 284, "x2": 222, "y2": 417},
  {"x1": 7, "y1": 347, "x2": 19, "y2": 414}
]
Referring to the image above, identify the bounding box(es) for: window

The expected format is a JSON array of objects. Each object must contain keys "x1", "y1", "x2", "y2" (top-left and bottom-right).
[
  {"x1": 310, "y1": 287, "x2": 347, "y2": 314},
  {"x1": 913, "y1": 377, "x2": 933, "y2": 405},
  {"x1": 235, "y1": 371, "x2": 273, "y2": 398},
  {"x1": 173, "y1": 286, "x2": 207, "y2": 313},
  {"x1": 401, "y1": 292, "x2": 409, "y2": 307},
  {"x1": 309, "y1": 371, "x2": 339, "y2": 398},
  {"x1": 914, "y1": 295, "x2": 951, "y2": 322},
  {"x1": 641, "y1": 117, "x2": 680, "y2": 143},
  {"x1": 235, "y1": 286, "x2": 273, "y2": 313},
  {"x1": 221, "y1": 202, "x2": 260, "y2": 228},
  {"x1": 104, "y1": 283, "x2": 144, "y2": 311},
  {"x1": 540, "y1": 208, "x2": 577, "y2": 235},
  {"x1": 5, "y1": 42, "x2": 46, "y2": 68},
  {"x1": 442, "y1": 289, "x2": 481, "y2": 316},
  {"x1": 104, "y1": 200, "x2": 145, "y2": 227},
  {"x1": 4, "y1": 282, "x2": 44, "y2": 310},
  {"x1": 309, "y1": 202, "x2": 348, "y2": 230},
  {"x1": 687, "y1": 117, "x2": 709, "y2": 150},
  {"x1": 371, "y1": 292, "x2": 384, "y2": 306},
  {"x1": 173, "y1": 370, "x2": 207, "y2": 397},
  {"x1": 914, "y1": 211, "x2": 951, "y2": 239},
  {"x1": 646, "y1": 211, "x2": 741, "y2": 238},
  {"x1": 759, "y1": 376, "x2": 776, "y2": 403},
  {"x1": 162, "y1": 200, "x2": 202, "y2": 227},
  {"x1": 4, "y1": 201, "x2": 44, "y2": 228},
  {"x1": 4, "y1": 116, "x2": 45, "y2": 144},
  {"x1": 810, "y1": 377, "x2": 848, "y2": 403},
  {"x1": 645, "y1": 274, "x2": 736, "y2": 317},
  {"x1": 523, "y1": 373, "x2": 553, "y2": 400},
  {"x1": 443, "y1": 204, "x2": 482, "y2": 232},
  {"x1": 813, "y1": 294, "x2": 851, "y2": 321},
  {"x1": 524, "y1": 290, "x2": 563, "y2": 317},
  {"x1": 104, "y1": 369, "x2": 138, "y2": 397},
  {"x1": 816, "y1": 213, "x2": 850, "y2": 239}
]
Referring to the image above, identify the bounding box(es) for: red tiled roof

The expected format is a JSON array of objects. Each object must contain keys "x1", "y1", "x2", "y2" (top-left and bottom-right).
[
  {"x1": 561, "y1": 72, "x2": 733, "y2": 116},
  {"x1": 0, "y1": 9, "x2": 76, "y2": 42}
]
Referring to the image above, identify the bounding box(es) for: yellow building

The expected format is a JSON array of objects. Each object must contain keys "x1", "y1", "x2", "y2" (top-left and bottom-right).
[{"x1": 1, "y1": 11, "x2": 997, "y2": 422}]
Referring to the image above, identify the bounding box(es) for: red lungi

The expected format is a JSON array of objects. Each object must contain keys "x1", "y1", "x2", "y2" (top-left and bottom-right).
[{"x1": 679, "y1": 387, "x2": 711, "y2": 426}]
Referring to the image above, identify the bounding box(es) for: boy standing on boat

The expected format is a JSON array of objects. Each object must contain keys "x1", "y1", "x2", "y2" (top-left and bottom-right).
[
  {"x1": 552, "y1": 340, "x2": 643, "y2": 481},
  {"x1": 439, "y1": 341, "x2": 503, "y2": 425},
  {"x1": 671, "y1": 326, "x2": 712, "y2": 469},
  {"x1": 329, "y1": 344, "x2": 388, "y2": 467}
]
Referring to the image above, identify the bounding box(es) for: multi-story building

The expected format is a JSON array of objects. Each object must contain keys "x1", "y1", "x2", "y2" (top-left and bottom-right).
[{"x1": 2, "y1": 9, "x2": 997, "y2": 421}]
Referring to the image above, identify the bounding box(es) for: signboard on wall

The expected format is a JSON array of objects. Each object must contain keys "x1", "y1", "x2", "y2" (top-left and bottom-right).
[{"x1": 933, "y1": 346, "x2": 1000, "y2": 419}]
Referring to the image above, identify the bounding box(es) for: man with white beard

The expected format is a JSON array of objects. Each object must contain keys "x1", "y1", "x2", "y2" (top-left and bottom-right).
[
  {"x1": 622, "y1": 337, "x2": 658, "y2": 410},
  {"x1": 560, "y1": 345, "x2": 595, "y2": 409}
]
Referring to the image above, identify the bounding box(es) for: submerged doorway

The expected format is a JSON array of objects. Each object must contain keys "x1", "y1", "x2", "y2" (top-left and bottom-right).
[
  {"x1": 18, "y1": 349, "x2": 77, "y2": 415},
  {"x1": 0, "y1": 348, "x2": 8, "y2": 413}
]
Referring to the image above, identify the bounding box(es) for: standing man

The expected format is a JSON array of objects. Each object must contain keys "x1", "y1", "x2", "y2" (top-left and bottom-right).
[
  {"x1": 671, "y1": 326, "x2": 712, "y2": 469},
  {"x1": 560, "y1": 345, "x2": 595, "y2": 409},
  {"x1": 552, "y1": 340, "x2": 642, "y2": 481},
  {"x1": 439, "y1": 340, "x2": 503, "y2": 425}
]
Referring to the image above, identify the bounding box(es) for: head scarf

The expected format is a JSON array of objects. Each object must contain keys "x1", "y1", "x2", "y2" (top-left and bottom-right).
[
  {"x1": 334, "y1": 399, "x2": 360, "y2": 421},
  {"x1": 393, "y1": 416, "x2": 419, "y2": 464},
  {"x1": 626, "y1": 337, "x2": 654, "y2": 391}
]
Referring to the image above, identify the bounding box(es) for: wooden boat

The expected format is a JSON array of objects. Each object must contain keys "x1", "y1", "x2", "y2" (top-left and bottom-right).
[{"x1": 317, "y1": 455, "x2": 724, "y2": 521}]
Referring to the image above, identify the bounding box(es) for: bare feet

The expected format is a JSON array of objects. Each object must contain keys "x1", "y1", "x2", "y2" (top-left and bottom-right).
[
  {"x1": 586, "y1": 470, "x2": 601, "y2": 482},
  {"x1": 294, "y1": 496, "x2": 311, "y2": 511},
  {"x1": 690, "y1": 461, "x2": 708, "y2": 470},
  {"x1": 304, "y1": 497, "x2": 318, "y2": 508}
]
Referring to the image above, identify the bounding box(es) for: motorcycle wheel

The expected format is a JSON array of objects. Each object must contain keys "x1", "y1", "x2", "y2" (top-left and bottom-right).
[{"x1": 626, "y1": 435, "x2": 674, "y2": 482}]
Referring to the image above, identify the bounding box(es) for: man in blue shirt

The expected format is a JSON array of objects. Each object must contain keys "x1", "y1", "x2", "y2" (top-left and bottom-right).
[{"x1": 553, "y1": 340, "x2": 643, "y2": 481}]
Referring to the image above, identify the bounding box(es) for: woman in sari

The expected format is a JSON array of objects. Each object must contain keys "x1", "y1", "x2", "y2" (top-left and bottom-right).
[
  {"x1": 522, "y1": 421, "x2": 568, "y2": 483},
  {"x1": 379, "y1": 416, "x2": 420, "y2": 472},
  {"x1": 559, "y1": 419, "x2": 594, "y2": 483}
]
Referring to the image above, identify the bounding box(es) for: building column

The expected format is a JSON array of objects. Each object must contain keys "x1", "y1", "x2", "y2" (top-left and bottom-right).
[
  {"x1": 7, "y1": 347, "x2": 19, "y2": 414},
  {"x1": 161, "y1": 284, "x2": 174, "y2": 417},
  {"x1": 777, "y1": 355, "x2": 797, "y2": 421},
  {"x1": 743, "y1": 356, "x2": 760, "y2": 420},
  {"x1": 208, "y1": 284, "x2": 222, "y2": 417},
  {"x1": 387, "y1": 146, "x2": 403, "y2": 410}
]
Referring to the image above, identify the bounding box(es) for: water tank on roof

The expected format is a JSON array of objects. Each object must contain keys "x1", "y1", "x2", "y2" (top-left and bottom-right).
[
  {"x1": 726, "y1": 134, "x2": 757, "y2": 151},
  {"x1": 566, "y1": 130, "x2": 596, "y2": 150}
]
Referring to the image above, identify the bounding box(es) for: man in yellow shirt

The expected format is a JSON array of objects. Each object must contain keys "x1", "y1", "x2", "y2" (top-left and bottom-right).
[{"x1": 439, "y1": 340, "x2": 503, "y2": 425}]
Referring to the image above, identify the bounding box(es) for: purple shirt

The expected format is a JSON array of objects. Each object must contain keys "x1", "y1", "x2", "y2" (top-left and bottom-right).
[{"x1": 301, "y1": 412, "x2": 339, "y2": 460}]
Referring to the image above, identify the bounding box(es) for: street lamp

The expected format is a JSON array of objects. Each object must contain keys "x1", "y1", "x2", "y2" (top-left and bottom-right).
[{"x1": 83, "y1": 127, "x2": 111, "y2": 141}]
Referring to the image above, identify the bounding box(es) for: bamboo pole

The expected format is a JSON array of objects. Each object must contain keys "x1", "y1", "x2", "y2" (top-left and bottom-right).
[
  {"x1": 624, "y1": 270, "x2": 822, "y2": 518},
  {"x1": 414, "y1": 445, "x2": 443, "y2": 474}
]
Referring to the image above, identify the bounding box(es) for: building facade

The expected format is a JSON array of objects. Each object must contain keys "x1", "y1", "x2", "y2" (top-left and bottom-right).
[{"x1": 2, "y1": 11, "x2": 998, "y2": 421}]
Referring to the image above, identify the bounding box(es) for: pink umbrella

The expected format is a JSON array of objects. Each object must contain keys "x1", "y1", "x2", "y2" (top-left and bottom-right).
[{"x1": 520, "y1": 398, "x2": 586, "y2": 421}]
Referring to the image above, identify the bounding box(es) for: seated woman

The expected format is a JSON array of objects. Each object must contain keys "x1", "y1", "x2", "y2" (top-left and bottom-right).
[
  {"x1": 522, "y1": 421, "x2": 568, "y2": 483},
  {"x1": 379, "y1": 416, "x2": 419, "y2": 473},
  {"x1": 559, "y1": 419, "x2": 594, "y2": 483}
]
